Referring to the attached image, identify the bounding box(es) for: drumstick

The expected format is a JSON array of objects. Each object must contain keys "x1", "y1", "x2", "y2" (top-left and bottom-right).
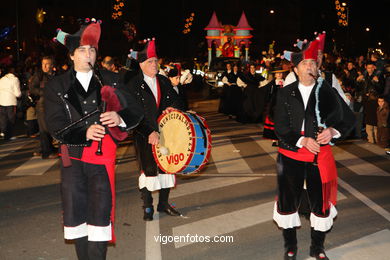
[{"x1": 159, "y1": 146, "x2": 169, "y2": 155}]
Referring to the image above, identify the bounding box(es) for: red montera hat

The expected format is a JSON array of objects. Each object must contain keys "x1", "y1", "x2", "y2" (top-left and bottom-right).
[
  {"x1": 129, "y1": 38, "x2": 157, "y2": 63},
  {"x1": 284, "y1": 38, "x2": 319, "y2": 66},
  {"x1": 54, "y1": 18, "x2": 101, "y2": 52},
  {"x1": 316, "y1": 32, "x2": 326, "y2": 53}
]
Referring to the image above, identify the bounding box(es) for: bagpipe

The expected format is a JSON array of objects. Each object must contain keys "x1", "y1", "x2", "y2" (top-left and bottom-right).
[{"x1": 55, "y1": 63, "x2": 128, "y2": 156}]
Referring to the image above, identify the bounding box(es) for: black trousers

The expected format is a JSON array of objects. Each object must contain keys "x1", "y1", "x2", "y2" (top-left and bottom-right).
[
  {"x1": 61, "y1": 159, "x2": 112, "y2": 235},
  {"x1": 0, "y1": 105, "x2": 16, "y2": 139},
  {"x1": 276, "y1": 153, "x2": 329, "y2": 217},
  {"x1": 37, "y1": 111, "x2": 55, "y2": 157}
]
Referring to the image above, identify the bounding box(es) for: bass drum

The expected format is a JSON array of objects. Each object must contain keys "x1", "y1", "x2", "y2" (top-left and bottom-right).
[{"x1": 152, "y1": 110, "x2": 212, "y2": 175}]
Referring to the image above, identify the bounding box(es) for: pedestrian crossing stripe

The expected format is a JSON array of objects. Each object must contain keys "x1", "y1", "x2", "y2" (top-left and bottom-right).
[
  {"x1": 171, "y1": 192, "x2": 347, "y2": 248},
  {"x1": 311, "y1": 229, "x2": 390, "y2": 260},
  {"x1": 333, "y1": 146, "x2": 389, "y2": 176}
]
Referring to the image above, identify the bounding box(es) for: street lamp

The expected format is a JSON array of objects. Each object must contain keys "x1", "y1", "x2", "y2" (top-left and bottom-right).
[
  {"x1": 365, "y1": 27, "x2": 370, "y2": 32},
  {"x1": 342, "y1": 2, "x2": 347, "y2": 7},
  {"x1": 270, "y1": 10, "x2": 275, "y2": 14}
]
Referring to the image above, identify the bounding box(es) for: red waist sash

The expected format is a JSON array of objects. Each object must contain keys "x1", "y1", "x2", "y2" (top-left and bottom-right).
[
  {"x1": 60, "y1": 135, "x2": 117, "y2": 243},
  {"x1": 278, "y1": 144, "x2": 338, "y2": 214}
]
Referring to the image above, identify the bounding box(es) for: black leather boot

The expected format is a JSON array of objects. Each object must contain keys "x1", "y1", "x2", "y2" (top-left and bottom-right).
[
  {"x1": 310, "y1": 228, "x2": 329, "y2": 260},
  {"x1": 88, "y1": 241, "x2": 108, "y2": 260},
  {"x1": 283, "y1": 228, "x2": 297, "y2": 260},
  {"x1": 141, "y1": 188, "x2": 154, "y2": 221},
  {"x1": 157, "y1": 188, "x2": 181, "y2": 216},
  {"x1": 75, "y1": 236, "x2": 88, "y2": 260}
]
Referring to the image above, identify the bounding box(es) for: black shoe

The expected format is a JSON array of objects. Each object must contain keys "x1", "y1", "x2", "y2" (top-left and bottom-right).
[
  {"x1": 272, "y1": 141, "x2": 278, "y2": 147},
  {"x1": 284, "y1": 247, "x2": 297, "y2": 260},
  {"x1": 310, "y1": 247, "x2": 329, "y2": 260},
  {"x1": 143, "y1": 207, "x2": 154, "y2": 221},
  {"x1": 157, "y1": 205, "x2": 181, "y2": 216}
]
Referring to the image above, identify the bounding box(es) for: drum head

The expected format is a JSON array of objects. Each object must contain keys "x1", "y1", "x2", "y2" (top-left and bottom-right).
[{"x1": 153, "y1": 111, "x2": 194, "y2": 174}]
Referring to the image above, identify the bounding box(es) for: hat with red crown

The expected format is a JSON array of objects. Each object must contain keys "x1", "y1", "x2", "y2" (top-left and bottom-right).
[
  {"x1": 315, "y1": 31, "x2": 326, "y2": 54},
  {"x1": 53, "y1": 18, "x2": 101, "y2": 52},
  {"x1": 128, "y1": 38, "x2": 157, "y2": 63},
  {"x1": 283, "y1": 34, "x2": 323, "y2": 66}
]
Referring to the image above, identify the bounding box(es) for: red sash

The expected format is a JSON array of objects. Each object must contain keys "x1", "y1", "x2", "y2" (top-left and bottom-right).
[
  {"x1": 279, "y1": 144, "x2": 338, "y2": 214},
  {"x1": 60, "y1": 135, "x2": 117, "y2": 243}
]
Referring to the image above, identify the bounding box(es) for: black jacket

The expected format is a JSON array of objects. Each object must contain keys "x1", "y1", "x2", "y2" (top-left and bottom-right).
[
  {"x1": 274, "y1": 80, "x2": 356, "y2": 152},
  {"x1": 123, "y1": 72, "x2": 184, "y2": 138},
  {"x1": 44, "y1": 68, "x2": 143, "y2": 156}
]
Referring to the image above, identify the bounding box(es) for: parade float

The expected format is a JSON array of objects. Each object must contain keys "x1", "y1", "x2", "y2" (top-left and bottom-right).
[{"x1": 204, "y1": 11, "x2": 253, "y2": 66}]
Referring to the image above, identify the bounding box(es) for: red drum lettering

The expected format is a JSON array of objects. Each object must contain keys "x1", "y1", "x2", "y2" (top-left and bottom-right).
[{"x1": 166, "y1": 153, "x2": 185, "y2": 165}]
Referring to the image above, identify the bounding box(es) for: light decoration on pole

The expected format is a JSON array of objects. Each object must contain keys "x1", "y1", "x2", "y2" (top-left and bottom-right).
[
  {"x1": 36, "y1": 8, "x2": 45, "y2": 24},
  {"x1": 183, "y1": 13, "x2": 195, "y2": 34},
  {"x1": 335, "y1": 1, "x2": 348, "y2": 26},
  {"x1": 112, "y1": 0, "x2": 126, "y2": 20}
]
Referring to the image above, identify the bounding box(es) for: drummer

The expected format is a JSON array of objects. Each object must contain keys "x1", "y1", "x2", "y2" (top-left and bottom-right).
[{"x1": 124, "y1": 39, "x2": 185, "y2": 221}]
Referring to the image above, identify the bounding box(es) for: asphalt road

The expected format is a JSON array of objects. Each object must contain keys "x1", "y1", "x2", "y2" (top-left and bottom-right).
[{"x1": 0, "y1": 99, "x2": 389, "y2": 260}]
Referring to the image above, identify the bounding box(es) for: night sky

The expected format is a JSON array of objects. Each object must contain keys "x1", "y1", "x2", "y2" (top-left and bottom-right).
[{"x1": 1, "y1": 0, "x2": 388, "y2": 61}]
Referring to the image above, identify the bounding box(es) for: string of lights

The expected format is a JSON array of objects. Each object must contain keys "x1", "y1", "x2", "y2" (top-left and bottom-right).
[
  {"x1": 183, "y1": 13, "x2": 195, "y2": 34},
  {"x1": 335, "y1": 0, "x2": 348, "y2": 26},
  {"x1": 112, "y1": 0, "x2": 125, "y2": 20}
]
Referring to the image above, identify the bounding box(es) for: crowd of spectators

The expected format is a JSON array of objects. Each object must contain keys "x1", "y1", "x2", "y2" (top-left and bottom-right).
[{"x1": 0, "y1": 49, "x2": 389, "y2": 154}]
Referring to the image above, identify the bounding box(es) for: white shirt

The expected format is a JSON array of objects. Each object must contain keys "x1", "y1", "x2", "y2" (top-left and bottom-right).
[
  {"x1": 284, "y1": 70, "x2": 350, "y2": 105},
  {"x1": 76, "y1": 70, "x2": 93, "y2": 92},
  {"x1": 296, "y1": 83, "x2": 314, "y2": 147},
  {"x1": 143, "y1": 74, "x2": 158, "y2": 103},
  {"x1": 0, "y1": 73, "x2": 21, "y2": 106},
  {"x1": 296, "y1": 82, "x2": 341, "y2": 147}
]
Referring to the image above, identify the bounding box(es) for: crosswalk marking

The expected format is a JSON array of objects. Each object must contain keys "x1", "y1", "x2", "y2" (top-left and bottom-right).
[
  {"x1": 7, "y1": 157, "x2": 59, "y2": 176},
  {"x1": 352, "y1": 141, "x2": 390, "y2": 159},
  {"x1": 211, "y1": 139, "x2": 253, "y2": 174},
  {"x1": 171, "y1": 177, "x2": 260, "y2": 199},
  {"x1": 253, "y1": 138, "x2": 278, "y2": 160},
  {"x1": 338, "y1": 178, "x2": 390, "y2": 222},
  {"x1": 333, "y1": 146, "x2": 389, "y2": 176},
  {"x1": 4, "y1": 141, "x2": 130, "y2": 177},
  {"x1": 172, "y1": 192, "x2": 347, "y2": 248},
  {"x1": 146, "y1": 210, "x2": 162, "y2": 260},
  {"x1": 0, "y1": 139, "x2": 35, "y2": 160},
  {"x1": 321, "y1": 229, "x2": 390, "y2": 260},
  {"x1": 172, "y1": 201, "x2": 274, "y2": 248}
]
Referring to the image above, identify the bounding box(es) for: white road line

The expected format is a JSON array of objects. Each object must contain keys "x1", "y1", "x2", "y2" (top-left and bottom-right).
[
  {"x1": 0, "y1": 139, "x2": 35, "y2": 160},
  {"x1": 172, "y1": 192, "x2": 347, "y2": 248},
  {"x1": 187, "y1": 173, "x2": 276, "y2": 177},
  {"x1": 172, "y1": 201, "x2": 274, "y2": 248},
  {"x1": 170, "y1": 177, "x2": 260, "y2": 199},
  {"x1": 7, "y1": 157, "x2": 59, "y2": 176},
  {"x1": 338, "y1": 178, "x2": 390, "y2": 222},
  {"x1": 146, "y1": 212, "x2": 162, "y2": 260},
  {"x1": 352, "y1": 141, "x2": 390, "y2": 159},
  {"x1": 313, "y1": 229, "x2": 390, "y2": 260},
  {"x1": 211, "y1": 139, "x2": 253, "y2": 174},
  {"x1": 6, "y1": 141, "x2": 129, "y2": 177},
  {"x1": 252, "y1": 138, "x2": 279, "y2": 161},
  {"x1": 333, "y1": 146, "x2": 389, "y2": 176}
]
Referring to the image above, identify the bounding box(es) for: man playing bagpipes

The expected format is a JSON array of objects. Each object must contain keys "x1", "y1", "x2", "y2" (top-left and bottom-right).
[
  {"x1": 273, "y1": 35, "x2": 356, "y2": 260},
  {"x1": 44, "y1": 18, "x2": 143, "y2": 260}
]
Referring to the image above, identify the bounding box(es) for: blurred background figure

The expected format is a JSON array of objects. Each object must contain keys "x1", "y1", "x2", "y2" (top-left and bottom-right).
[
  {"x1": 0, "y1": 66, "x2": 21, "y2": 140},
  {"x1": 101, "y1": 56, "x2": 117, "y2": 72},
  {"x1": 29, "y1": 56, "x2": 58, "y2": 159}
]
